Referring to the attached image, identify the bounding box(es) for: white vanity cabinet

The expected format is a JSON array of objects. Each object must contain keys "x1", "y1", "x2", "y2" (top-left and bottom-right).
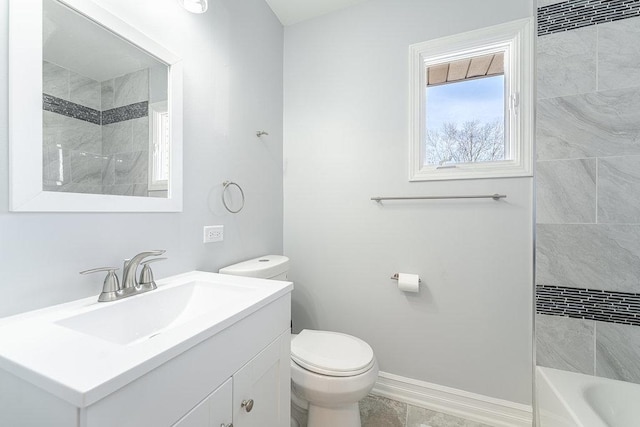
[
  {"x1": 173, "y1": 329, "x2": 290, "y2": 427},
  {"x1": 0, "y1": 272, "x2": 292, "y2": 427},
  {"x1": 232, "y1": 329, "x2": 290, "y2": 427},
  {"x1": 173, "y1": 379, "x2": 232, "y2": 427}
]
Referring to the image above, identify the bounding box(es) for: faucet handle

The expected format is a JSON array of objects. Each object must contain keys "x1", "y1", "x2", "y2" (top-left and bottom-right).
[
  {"x1": 139, "y1": 258, "x2": 167, "y2": 290},
  {"x1": 80, "y1": 266, "x2": 119, "y2": 275},
  {"x1": 80, "y1": 267, "x2": 120, "y2": 302}
]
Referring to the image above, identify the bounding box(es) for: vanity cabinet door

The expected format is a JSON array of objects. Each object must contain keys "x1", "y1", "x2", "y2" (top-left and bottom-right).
[
  {"x1": 173, "y1": 378, "x2": 232, "y2": 427},
  {"x1": 233, "y1": 330, "x2": 290, "y2": 427}
]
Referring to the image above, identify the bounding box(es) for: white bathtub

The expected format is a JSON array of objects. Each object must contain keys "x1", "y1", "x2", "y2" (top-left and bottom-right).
[{"x1": 536, "y1": 366, "x2": 640, "y2": 426}]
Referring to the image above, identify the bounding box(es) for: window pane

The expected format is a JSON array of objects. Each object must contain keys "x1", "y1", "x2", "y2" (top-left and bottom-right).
[{"x1": 424, "y1": 74, "x2": 505, "y2": 166}]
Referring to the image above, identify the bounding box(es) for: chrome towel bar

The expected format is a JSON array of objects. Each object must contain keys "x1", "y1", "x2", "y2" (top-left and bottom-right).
[{"x1": 371, "y1": 194, "x2": 506, "y2": 202}]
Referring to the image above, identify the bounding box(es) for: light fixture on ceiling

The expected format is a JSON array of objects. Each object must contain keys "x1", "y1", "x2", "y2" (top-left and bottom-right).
[{"x1": 177, "y1": 0, "x2": 208, "y2": 13}]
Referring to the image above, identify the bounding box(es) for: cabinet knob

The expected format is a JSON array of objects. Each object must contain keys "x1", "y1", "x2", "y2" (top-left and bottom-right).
[{"x1": 241, "y1": 399, "x2": 254, "y2": 412}]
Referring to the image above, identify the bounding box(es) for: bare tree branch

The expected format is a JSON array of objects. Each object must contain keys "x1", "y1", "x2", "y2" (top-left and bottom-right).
[{"x1": 425, "y1": 119, "x2": 504, "y2": 165}]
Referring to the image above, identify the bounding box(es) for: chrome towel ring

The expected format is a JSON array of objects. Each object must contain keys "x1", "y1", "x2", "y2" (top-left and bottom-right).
[{"x1": 222, "y1": 181, "x2": 245, "y2": 213}]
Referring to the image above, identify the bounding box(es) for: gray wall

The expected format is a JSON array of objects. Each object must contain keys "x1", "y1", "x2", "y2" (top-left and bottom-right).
[
  {"x1": 0, "y1": 0, "x2": 284, "y2": 317},
  {"x1": 535, "y1": 0, "x2": 640, "y2": 384},
  {"x1": 283, "y1": 0, "x2": 534, "y2": 404}
]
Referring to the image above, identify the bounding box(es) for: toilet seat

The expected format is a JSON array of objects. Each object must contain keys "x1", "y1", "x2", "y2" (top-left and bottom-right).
[{"x1": 291, "y1": 330, "x2": 374, "y2": 377}]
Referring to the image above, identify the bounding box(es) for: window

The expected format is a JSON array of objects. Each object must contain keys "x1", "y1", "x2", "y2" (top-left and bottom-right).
[
  {"x1": 149, "y1": 101, "x2": 170, "y2": 192},
  {"x1": 409, "y1": 19, "x2": 533, "y2": 181}
]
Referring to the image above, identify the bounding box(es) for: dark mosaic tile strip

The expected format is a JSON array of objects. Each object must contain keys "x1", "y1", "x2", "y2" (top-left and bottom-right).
[
  {"x1": 43, "y1": 94, "x2": 101, "y2": 125},
  {"x1": 101, "y1": 101, "x2": 149, "y2": 125},
  {"x1": 536, "y1": 284, "x2": 640, "y2": 326},
  {"x1": 538, "y1": 0, "x2": 640, "y2": 36},
  {"x1": 43, "y1": 94, "x2": 148, "y2": 126}
]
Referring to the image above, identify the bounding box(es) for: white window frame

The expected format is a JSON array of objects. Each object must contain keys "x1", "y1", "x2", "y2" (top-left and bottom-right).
[
  {"x1": 408, "y1": 18, "x2": 533, "y2": 181},
  {"x1": 148, "y1": 101, "x2": 170, "y2": 192}
]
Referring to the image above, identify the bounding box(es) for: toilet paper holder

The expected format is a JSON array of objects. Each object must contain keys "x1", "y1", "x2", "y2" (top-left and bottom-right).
[{"x1": 390, "y1": 273, "x2": 421, "y2": 283}]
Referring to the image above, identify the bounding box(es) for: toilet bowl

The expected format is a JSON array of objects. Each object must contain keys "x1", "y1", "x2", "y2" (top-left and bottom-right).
[
  {"x1": 291, "y1": 329, "x2": 378, "y2": 427},
  {"x1": 219, "y1": 255, "x2": 379, "y2": 427}
]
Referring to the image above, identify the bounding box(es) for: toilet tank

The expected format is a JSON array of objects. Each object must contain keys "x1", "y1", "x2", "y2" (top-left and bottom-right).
[{"x1": 218, "y1": 255, "x2": 289, "y2": 280}]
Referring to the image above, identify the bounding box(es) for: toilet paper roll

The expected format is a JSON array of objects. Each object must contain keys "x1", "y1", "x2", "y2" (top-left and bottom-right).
[{"x1": 397, "y1": 273, "x2": 420, "y2": 293}]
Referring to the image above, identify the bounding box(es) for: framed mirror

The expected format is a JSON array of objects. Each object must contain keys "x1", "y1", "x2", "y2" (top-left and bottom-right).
[{"x1": 9, "y1": 0, "x2": 183, "y2": 212}]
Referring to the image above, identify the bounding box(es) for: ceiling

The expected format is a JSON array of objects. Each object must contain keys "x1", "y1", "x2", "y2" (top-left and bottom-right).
[
  {"x1": 264, "y1": 0, "x2": 369, "y2": 26},
  {"x1": 43, "y1": 0, "x2": 164, "y2": 82}
]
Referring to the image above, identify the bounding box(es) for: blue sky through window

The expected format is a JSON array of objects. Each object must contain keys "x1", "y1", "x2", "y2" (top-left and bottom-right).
[
  {"x1": 426, "y1": 75, "x2": 504, "y2": 131},
  {"x1": 424, "y1": 74, "x2": 505, "y2": 165}
]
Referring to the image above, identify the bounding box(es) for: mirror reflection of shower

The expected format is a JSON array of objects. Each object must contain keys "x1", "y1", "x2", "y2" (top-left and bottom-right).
[{"x1": 42, "y1": 0, "x2": 169, "y2": 198}]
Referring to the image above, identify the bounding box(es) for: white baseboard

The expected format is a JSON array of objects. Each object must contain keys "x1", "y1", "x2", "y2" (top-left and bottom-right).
[{"x1": 371, "y1": 372, "x2": 533, "y2": 427}]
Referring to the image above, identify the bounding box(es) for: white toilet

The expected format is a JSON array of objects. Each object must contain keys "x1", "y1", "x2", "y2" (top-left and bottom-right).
[{"x1": 219, "y1": 255, "x2": 379, "y2": 427}]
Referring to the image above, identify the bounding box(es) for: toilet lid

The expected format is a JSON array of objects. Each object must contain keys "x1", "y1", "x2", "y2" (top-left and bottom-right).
[{"x1": 291, "y1": 330, "x2": 374, "y2": 377}]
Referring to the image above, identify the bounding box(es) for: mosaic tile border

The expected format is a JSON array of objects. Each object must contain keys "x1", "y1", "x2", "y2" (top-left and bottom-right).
[
  {"x1": 536, "y1": 284, "x2": 640, "y2": 326},
  {"x1": 43, "y1": 94, "x2": 148, "y2": 125},
  {"x1": 102, "y1": 101, "x2": 149, "y2": 125},
  {"x1": 538, "y1": 0, "x2": 640, "y2": 36},
  {"x1": 43, "y1": 94, "x2": 101, "y2": 125}
]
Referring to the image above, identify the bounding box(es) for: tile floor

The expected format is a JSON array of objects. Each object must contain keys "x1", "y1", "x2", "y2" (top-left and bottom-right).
[{"x1": 292, "y1": 394, "x2": 495, "y2": 427}]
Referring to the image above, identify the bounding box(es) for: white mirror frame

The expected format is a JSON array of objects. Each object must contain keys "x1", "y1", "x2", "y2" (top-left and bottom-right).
[
  {"x1": 9, "y1": 0, "x2": 183, "y2": 212},
  {"x1": 408, "y1": 18, "x2": 533, "y2": 182}
]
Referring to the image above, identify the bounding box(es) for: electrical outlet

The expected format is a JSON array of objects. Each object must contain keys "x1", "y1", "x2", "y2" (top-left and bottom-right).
[{"x1": 203, "y1": 225, "x2": 224, "y2": 243}]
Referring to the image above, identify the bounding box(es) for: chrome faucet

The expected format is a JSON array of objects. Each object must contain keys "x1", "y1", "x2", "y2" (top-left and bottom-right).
[
  {"x1": 81, "y1": 250, "x2": 166, "y2": 302},
  {"x1": 121, "y1": 250, "x2": 166, "y2": 292}
]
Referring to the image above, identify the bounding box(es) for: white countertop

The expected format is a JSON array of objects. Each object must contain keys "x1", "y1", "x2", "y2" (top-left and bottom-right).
[{"x1": 0, "y1": 271, "x2": 292, "y2": 407}]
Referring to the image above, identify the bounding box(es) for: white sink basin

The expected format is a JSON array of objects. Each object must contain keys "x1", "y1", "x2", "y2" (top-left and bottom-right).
[
  {"x1": 56, "y1": 281, "x2": 251, "y2": 345},
  {"x1": 0, "y1": 271, "x2": 292, "y2": 407}
]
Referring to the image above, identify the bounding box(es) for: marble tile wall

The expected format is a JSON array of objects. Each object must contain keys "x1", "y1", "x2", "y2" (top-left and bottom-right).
[
  {"x1": 43, "y1": 61, "x2": 102, "y2": 109},
  {"x1": 535, "y1": 1, "x2": 640, "y2": 384},
  {"x1": 43, "y1": 61, "x2": 103, "y2": 194},
  {"x1": 536, "y1": 315, "x2": 594, "y2": 375},
  {"x1": 42, "y1": 110, "x2": 103, "y2": 194},
  {"x1": 42, "y1": 62, "x2": 150, "y2": 196},
  {"x1": 101, "y1": 69, "x2": 150, "y2": 197},
  {"x1": 101, "y1": 68, "x2": 149, "y2": 110}
]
